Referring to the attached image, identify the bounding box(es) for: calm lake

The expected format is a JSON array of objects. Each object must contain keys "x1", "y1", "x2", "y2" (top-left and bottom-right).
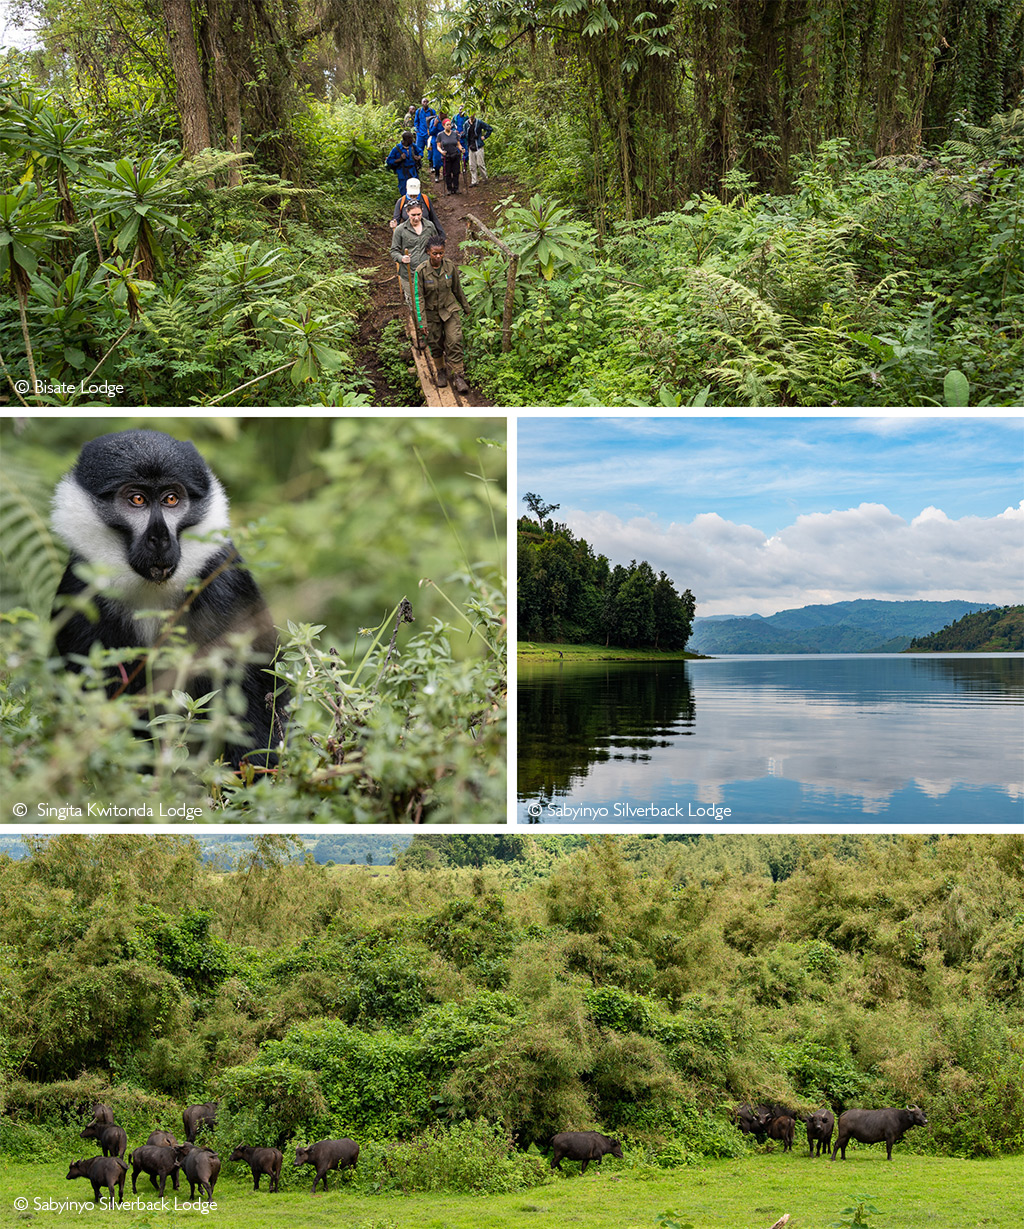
[{"x1": 517, "y1": 654, "x2": 1024, "y2": 823}]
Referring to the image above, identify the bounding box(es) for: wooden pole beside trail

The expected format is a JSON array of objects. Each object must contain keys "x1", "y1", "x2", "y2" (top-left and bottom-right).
[{"x1": 464, "y1": 213, "x2": 517, "y2": 353}]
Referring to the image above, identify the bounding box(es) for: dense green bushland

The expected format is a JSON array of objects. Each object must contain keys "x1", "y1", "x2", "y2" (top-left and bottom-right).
[
  {"x1": 2, "y1": 833, "x2": 1022, "y2": 1186},
  {"x1": 909, "y1": 604, "x2": 1024, "y2": 652},
  {"x1": 468, "y1": 127, "x2": 1024, "y2": 405},
  {"x1": 518, "y1": 512, "x2": 695, "y2": 649},
  {"x1": 0, "y1": 419, "x2": 506, "y2": 822},
  {"x1": 0, "y1": 82, "x2": 399, "y2": 406}
]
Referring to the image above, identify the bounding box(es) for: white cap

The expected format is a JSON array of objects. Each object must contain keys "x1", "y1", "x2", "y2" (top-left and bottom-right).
[{"x1": 406, "y1": 178, "x2": 421, "y2": 196}]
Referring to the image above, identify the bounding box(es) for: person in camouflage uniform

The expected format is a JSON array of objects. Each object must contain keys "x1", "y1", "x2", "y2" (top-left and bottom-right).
[{"x1": 414, "y1": 239, "x2": 471, "y2": 392}]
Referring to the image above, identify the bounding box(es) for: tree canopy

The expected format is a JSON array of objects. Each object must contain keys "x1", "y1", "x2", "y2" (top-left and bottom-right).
[{"x1": 518, "y1": 509, "x2": 696, "y2": 650}]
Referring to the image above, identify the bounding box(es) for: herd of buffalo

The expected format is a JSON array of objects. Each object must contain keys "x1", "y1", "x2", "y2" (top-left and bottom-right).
[
  {"x1": 732, "y1": 1102, "x2": 929, "y2": 1161},
  {"x1": 60, "y1": 1098, "x2": 929, "y2": 1204},
  {"x1": 64, "y1": 1102, "x2": 359, "y2": 1204}
]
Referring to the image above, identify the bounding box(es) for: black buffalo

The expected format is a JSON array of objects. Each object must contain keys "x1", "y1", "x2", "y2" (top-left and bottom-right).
[
  {"x1": 79, "y1": 1121, "x2": 127, "y2": 1158},
  {"x1": 831, "y1": 1106, "x2": 928, "y2": 1161},
  {"x1": 733, "y1": 1103, "x2": 776, "y2": 1139},
  {"x1": 230, "y1": 1144, "x2": 283, "y2": 1192},
  {"x1": 294, "y1": 1138, "x2": 359, "y2": 1195},
  {"x1": 767, "y1": 1115, "x2": 795, "y2": 1152},
  {"x1": 183, "y1": 1101, "x2": 218, "y2": 1144},
  {"x1": 130, "y1": 1145, "x2": 182, "y2": 1196},
  {"x1": 146, "y1": 1130, "x2": 178, "y2": 1148},
  {"x1": 550, "y1": 1131, "x2": 623, "y2": 1175},
  {"x1": 87, "y1": 1103, "x2": 114, "y2": 1127},
  {"x1": 806, "y1": 1108, "x2": 835, "y2": 1157},
  {"x1": 177, "y1": 1145, "x2": 221, "y2": 1201},
  {"x1": 67, "y1": 1155, "x2": 127, "y2": 1204}
]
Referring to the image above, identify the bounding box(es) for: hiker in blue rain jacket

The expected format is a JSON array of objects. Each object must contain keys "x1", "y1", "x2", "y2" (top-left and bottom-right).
[
  {"x1": 413, "y1": 97, "x2": 435, "y2": 155},
  {"x1": 427, "y1": 112, "x2": 447, "y2": 183},
  {"x1": 385, "y1": 131, "x2": 421, "y2": 195}
]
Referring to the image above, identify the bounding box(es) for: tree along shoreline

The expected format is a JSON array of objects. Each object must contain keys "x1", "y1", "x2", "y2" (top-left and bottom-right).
[{"x1": 519, "y1": 641, "x2": 711, "y2": 662}]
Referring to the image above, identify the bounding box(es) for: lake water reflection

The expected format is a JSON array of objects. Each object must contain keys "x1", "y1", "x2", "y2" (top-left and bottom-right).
[{"x1": 517, "y1": 654, "x2": 1024, "y2": 823}]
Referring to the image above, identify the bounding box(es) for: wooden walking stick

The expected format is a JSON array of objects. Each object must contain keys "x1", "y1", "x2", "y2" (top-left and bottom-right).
[
  {"x1": 398, "y1": 251, "x2": 424, "y2": 351},
  {"x1": 405, "y1": 252, "x2": 424, "y2": 351}
]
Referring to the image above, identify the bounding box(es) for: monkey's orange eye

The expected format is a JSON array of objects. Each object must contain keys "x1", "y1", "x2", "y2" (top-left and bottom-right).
[
  {"x1": 127, "y1": 492, "x2": 146, "y2": 507},
  {"x1": 162, "y1": 492, "x2": 180, "y2": 507}
]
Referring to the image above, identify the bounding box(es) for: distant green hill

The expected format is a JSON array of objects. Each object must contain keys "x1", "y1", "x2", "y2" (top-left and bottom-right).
[
  {"x1": 908, "y1": 605, "x2": 1024, "y2": 652},
  {"x1": 690, "y1": 599, "x2": 999, "y2": 654}
]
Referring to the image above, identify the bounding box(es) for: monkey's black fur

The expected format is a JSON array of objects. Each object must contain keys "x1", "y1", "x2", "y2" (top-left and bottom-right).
[{"x1": 51, "y1": 430, "x2": 287, "y2": 770}]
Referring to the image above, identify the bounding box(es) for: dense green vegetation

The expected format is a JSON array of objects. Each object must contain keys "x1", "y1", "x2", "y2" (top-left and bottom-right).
[
  {"x1": 0, "y1": 418, "x2": 506, "y2": 822},
  {"x1": 3, "y1": 833, "x2": 1023, "y2": 1187},
  {"x1": 2, "y1": 2, "x2": 1022, "y2": 405},
  {"x1": 908, "y1": 604, "x2": 1024, "y2": 652},
  {"x1": 689, "y1": 600, "x2": 1001, "y2": 656},
  {"x1": 519, "y1": 508, "x2": 695, "y2": 650},
  {"x1": 0, "y1": 80, "x2": 407, "y2": 405}
]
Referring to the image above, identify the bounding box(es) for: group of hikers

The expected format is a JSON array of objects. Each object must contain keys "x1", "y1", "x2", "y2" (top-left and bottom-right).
[
  {"x1": 386, "y1": 97, "x2": 493, "y2": 198},
  {"x1": 385, "y1": 97, "x2": 493, "y2": 394}
]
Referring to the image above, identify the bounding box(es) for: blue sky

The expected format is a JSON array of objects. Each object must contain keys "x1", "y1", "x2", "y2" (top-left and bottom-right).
[{"x1": 518, "y1": 416, "x2": 1024, "y2": 616}]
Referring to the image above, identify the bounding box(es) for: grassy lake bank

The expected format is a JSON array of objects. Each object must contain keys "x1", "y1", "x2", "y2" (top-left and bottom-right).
[{"x1": 518, "y1": 642, "x2": 710, "y2": 663}]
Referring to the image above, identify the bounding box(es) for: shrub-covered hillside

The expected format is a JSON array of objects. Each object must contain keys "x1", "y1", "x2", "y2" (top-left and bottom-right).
[
  {"x1": 2, "y1": 833, "x2": 1022, "y2": 1174},
  {"x1": 909, "y1": 604, "x2": 1024, "y2": 652}
]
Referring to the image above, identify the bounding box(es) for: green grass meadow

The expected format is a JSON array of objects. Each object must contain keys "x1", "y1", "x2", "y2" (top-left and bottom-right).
[
  {"x1": 5, "y1": 1153, "x2": 1021, "y2": 1229},
  {"x1": 518, "y1": 642, "x2": 707, "y2": 663}
]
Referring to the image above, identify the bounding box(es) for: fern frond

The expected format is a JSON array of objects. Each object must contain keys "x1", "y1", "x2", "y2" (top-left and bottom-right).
[
  {"x1": 0, "y1": 460, "x2": 65, "y2": 616},
  {"x1": 687, "y1": 268, "x2": 784, "y2": 337}
]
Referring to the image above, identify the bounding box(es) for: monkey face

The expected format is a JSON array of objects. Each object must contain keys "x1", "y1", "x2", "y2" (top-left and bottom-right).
[
  {"x1": 116, "y1": 482, "x2": 194, "y2": 581},
  {"x1": 52, "y1": 430, "x2": 231, "y2": 606}
]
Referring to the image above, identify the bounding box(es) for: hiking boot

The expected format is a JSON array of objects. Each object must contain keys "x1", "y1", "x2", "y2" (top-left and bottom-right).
[
  {"x1": 452, "y1": 373, "x2": 470, "y2": 394},
  {"x1": 435, "y1": 370, "x2": 448, "y2": 387}
]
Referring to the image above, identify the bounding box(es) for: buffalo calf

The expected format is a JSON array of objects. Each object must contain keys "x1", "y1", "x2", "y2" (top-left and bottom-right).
[
  {"x1": 176, "y1": 1145, "x2": 220, "y2": 1201},
  {"x1": 230, "y1": 1144, "x2": 283, "y2": 1192},
  {"x1": 79, "y1": 1121, "x2": 127, "y2": 1158},
  {"x1": 806, "y1": 1108, "x2": 835, "y2": 1157},
  {"x1": 767, "y1": 1115, "x2": 795, "y2": 1152}
]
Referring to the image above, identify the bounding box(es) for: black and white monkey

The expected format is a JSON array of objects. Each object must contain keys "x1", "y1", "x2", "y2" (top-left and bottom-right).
[{"x1": 50, "y1": 429, "x2": 287, "y2": 769}]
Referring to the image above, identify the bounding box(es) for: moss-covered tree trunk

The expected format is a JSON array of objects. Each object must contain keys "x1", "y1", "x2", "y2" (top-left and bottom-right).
[{"x1": 160, "y1": 0, "x2": 213, "y2": 158}]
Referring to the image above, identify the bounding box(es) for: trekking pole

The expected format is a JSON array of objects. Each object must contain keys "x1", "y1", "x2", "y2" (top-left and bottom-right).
[{"x1": 402, "y1": 251, "x2": 424, "y2": 351}]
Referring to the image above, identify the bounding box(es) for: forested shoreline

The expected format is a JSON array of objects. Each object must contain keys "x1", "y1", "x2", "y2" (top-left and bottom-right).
[
  {"x1": 3, "y1": 833, "x2": 1022, "y2": 1181},
  {"x1": 2, "y1": 3, "x2": 1022, "y2": 405},
  {"x1": 518, "y1": 511, "x2": 696, "y2": 650}
]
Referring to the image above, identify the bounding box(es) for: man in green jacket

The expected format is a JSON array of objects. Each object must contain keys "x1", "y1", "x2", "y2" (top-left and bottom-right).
[{"x1": 414, "y1": 239, "x2": 471, "y2": 392}]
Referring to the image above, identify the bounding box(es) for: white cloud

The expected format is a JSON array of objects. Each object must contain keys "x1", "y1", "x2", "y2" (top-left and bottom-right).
[{"x1": 567, "y1": 500, "x2": 1024, "y2": 617}]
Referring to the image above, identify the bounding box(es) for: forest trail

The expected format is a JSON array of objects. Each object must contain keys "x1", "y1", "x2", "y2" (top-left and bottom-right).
[{"x1": 351, "y1": 174, "x2": 514, "y2": 406}]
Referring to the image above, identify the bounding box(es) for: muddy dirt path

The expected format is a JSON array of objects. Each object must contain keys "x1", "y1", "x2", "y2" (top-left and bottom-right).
[{"x1": 352, "y1": 173, "x2": 517, "y2": 406}]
